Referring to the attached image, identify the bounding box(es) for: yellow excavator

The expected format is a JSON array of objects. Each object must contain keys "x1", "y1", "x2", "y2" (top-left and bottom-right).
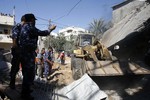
[{"x1": 71, "y1": 33, "x2": 150, "y2": 80}]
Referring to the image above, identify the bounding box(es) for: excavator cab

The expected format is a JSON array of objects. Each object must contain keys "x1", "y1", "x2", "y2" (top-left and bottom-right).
[
  {"x1": 76, "y1": 34, "x2": 94, "y2": 47},
  {"x1": 71, "y1": 33, "x2": 112, "y2": 80},
  {"x1": 73, "y1": 33, "x2": 95, "y2": 58}
]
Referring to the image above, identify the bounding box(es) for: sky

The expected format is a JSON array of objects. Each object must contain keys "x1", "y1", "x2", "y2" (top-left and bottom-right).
[{"x1": 0, "y1": 0, "x2": 124, "y2": 33}]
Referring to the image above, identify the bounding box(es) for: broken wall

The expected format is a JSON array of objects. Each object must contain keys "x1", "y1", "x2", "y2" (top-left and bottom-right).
[{"x1": 112, "y1": 0, "x2": 145, "y2": 24}]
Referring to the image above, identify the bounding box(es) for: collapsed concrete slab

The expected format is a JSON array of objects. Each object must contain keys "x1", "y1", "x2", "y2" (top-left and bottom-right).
[
  {"x1": 102, "y1": 1, "x2": 150, "y2": 48},
  {"x1": 57, "y1": 74, "x2": 107, "y2": 100}
]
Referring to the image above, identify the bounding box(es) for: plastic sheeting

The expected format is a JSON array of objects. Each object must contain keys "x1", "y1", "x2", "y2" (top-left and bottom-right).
[{"x1": 61, "y1": 74, "x2": 107, "y2": 100}]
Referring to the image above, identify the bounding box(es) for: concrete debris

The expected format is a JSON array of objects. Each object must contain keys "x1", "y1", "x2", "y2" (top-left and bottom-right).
[
  {"x1": 0, "y1": 61, "x2": 11, "y2": 82},
  {"x1": 125, "y1": 87, "x2": 143, "y2": 95}
]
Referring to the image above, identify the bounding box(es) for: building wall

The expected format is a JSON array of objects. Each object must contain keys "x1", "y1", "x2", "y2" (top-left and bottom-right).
[
  {"x1": 112, "y1": 0, "x2": 145, "y2": 24},
  {"x1": 0, "y1": 14, "x2": 14, "y2": 35},
  {"x1": 0, "y1": 25, "x2": 13, "y2": 34},
  {"x1": 0, "y1": 14, "x2": 14, "y2": 26}
]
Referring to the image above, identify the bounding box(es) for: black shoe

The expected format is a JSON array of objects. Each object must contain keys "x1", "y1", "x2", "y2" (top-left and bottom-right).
[
  {"x1": 9, "y1": 84, "x2": 16, "y2": 89},
  {"x1": 21, "y1": 94, "x2": 34, "y2": 100},
  {"x1": 29, "y1": 89, "x2": 33, "y2": 93}
]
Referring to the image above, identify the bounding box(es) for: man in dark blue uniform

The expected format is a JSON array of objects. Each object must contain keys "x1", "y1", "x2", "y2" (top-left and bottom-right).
[
  {"x1": 9, "y1": 15, "x2": 26, "y2": 89},
  {"x1": 20, "y1": 13, "x2": 56, "y2": 100},
  {"x1": 43, "y1": 46, "x2": 54, "y2": 78}
]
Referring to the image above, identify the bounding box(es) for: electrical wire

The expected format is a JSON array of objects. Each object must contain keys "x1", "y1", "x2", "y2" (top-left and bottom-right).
[
  {"x1": 23, "y1": 0, "x2": 83, "y2": 29},
  {"x1": 36, "y1": 23, "x2": 64, "y2": 29},
  {"x1": 53, "y1": 0, "x2": 82, "y2": 21},
  {"x1": 66, "y1": 0, "x2": 82, "y2": 16},
  {"x1": 36, "y1": 16, "x2": 69, "y2": 27}
]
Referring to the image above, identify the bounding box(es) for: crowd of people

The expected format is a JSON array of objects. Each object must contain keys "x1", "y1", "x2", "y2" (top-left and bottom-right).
[{"x1": 35, "y1": 46, "x2": 55, "y2": 79}]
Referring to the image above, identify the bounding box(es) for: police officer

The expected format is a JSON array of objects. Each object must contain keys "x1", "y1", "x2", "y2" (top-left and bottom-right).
[
  {"x1": 43, "y1": 46, "x2": 54, "y2": 78},
  {"x1": 20, "y1": 13, "x2": 56, "y2": 100},
  {"x1": 9, "y1": 15, "x2": 26, "y2": 89}
]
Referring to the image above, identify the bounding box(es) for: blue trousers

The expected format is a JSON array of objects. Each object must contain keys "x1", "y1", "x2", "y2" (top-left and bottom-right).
[{"x1": 20, "y1": 49, "x2": 36, "y2": 94}]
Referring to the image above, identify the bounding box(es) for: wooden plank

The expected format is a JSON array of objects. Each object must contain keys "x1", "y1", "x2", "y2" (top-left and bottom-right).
[
  {"x1": 101, "y1": 61, "x2": 119, "y2": 74},
  {"x1": 112, "y1": 62, "x2": 123, "y2": 74},
  {"x1": 129, "y1": 63, "x2": 143, "y2": 73},
  {"x1": 85, "y1": 60, "x2": 150, "y2": 76},
  {"x1": 86, "y1": 61, "x2": 106, "y2": 75},
  {"x1": 129, "y1": 62, "x2": 150, "y2": 74},
  {"x1": 96, "y1": 61, "x2": 107, "y2": 75}
]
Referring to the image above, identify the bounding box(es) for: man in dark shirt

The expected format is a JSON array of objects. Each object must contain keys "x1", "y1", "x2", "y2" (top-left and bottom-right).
[
  {"x1": 9, "y1": 15, "x2": 26, "y2": 89},
  {"x1": 20, "y1": 13, "x2": 56, "y2": 100}
]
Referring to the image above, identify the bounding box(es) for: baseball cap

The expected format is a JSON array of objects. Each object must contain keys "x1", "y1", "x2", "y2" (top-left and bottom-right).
[{"x1": 24, "y1": 13, "x2": 37, "y2": 22}]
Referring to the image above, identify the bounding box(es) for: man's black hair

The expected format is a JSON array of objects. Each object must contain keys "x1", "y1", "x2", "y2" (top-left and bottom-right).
[{"x1": 21, "y1": 15, "x2": 26, "y2": 22}]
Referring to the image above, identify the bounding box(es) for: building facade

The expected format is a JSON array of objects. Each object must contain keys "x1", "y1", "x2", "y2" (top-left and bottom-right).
[
  {"x1": 59, "y1": 26, "x2": 88, "y2": 41},
  {"x1": 0, "y1": 13, "x2": 14, "y2": 50}
]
